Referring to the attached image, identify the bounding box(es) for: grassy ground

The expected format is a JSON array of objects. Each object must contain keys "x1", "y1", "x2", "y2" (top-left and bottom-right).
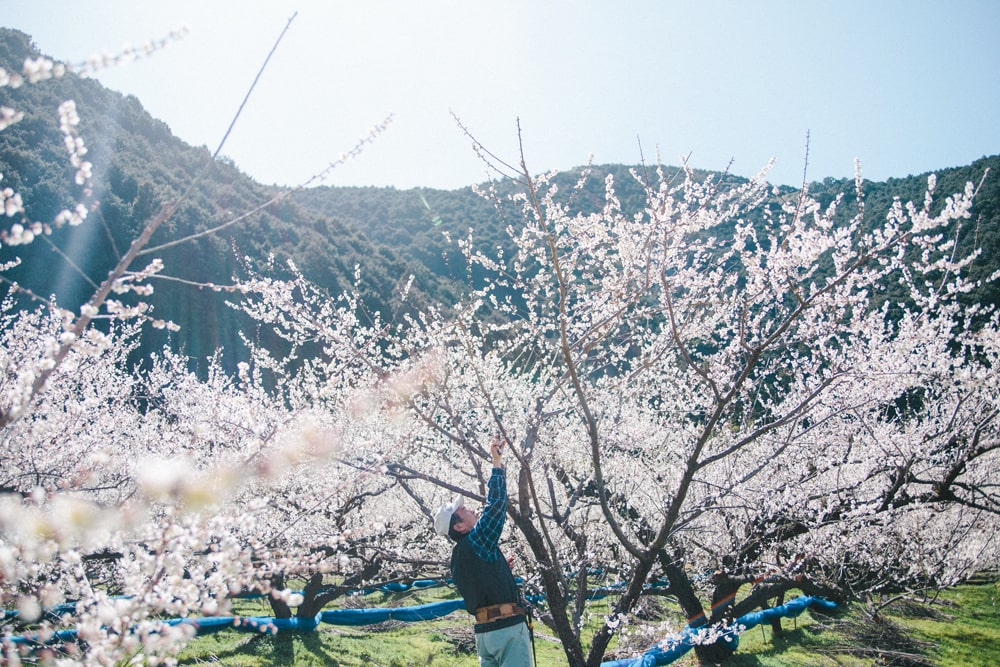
[
  {"x1": 175, "y1": 580, "x2": 1000, "y2": 666},
  {"x1": 671, "y1": 580, "x2": 1000, "y2": 667},
  {"x1": 894, "y1": 582, "x2": 1000, "y2": 667}
]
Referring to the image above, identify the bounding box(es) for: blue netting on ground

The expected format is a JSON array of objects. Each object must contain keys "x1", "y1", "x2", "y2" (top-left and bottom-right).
[
  {"x1": 6, "y1": 581, "x2": 834, "y2": 667},
  {"x1": 598, "y1": 595, "x2": 837, "y2": 667}
]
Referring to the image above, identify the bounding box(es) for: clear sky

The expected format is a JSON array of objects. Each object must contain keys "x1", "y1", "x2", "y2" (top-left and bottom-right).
[{"x1": 4, "y1": 0, "x2": 999, "y2": 191}]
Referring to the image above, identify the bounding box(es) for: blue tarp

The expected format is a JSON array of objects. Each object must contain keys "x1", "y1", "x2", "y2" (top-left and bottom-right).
[
  {"x1": 11, "y1": 599, "x2": 465, "y2": 644},
  {"x1": 8, "y1": 599, "x2": 467, "y2": 645},
  {"x1": 229, "y1": 579, "x2": 452, "y2": 602},
  {"x1": 357, "y1": 579, "x2": 446, "y2": 595},
  {"x1": 9, "y1": 629, "x2": 81, "y2": 646},
  {"x1": 319, "y1": 599, "x2": 465, "y2": 626},
  {"x1": 599, "y1": 595, "x2": 837, "y2": 667},
  {"x1": 169, "y1": 599, "x2": 466, "y2": 633}
]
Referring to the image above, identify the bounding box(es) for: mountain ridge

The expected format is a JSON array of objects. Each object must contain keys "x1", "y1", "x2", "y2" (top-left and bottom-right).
[{"x1": 2, "y1": 27, "x2": 998, "y2": 372}]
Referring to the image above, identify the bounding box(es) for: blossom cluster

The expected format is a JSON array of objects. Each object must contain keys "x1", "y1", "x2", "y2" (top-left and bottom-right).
[
  {"x1": 0, "y1": 29, "x2": 189, "y2": 91},
  {"x1": 57, "y1": 101, "x2": 92, "y2": 188},
  {"x1": 1, "y1": 178, "x2": 23, "y2": 219},
  {"x1": 0, "y1": 106, "x2": 23, "y2": 132}
]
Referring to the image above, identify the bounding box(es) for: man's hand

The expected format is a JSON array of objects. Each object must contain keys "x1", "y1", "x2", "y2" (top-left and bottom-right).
[{"x1": 490, "y1": 434, "x2": 504, "y2": 468}]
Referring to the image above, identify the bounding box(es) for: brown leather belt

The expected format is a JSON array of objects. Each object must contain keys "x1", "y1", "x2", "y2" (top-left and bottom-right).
[{"x1": 475, "y1": 602, "x2": 526, "y2": 623}]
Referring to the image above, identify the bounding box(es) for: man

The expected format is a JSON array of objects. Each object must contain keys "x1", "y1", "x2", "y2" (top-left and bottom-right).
[{"x1": 433, "y1": 435, "x2": 533, "y2": 666}]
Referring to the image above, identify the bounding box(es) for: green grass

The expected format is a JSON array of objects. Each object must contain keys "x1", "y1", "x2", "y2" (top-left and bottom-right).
[
  {"x1": 891, "y1": 582, "x2": 1000, "y2": 667},
  {"x1": 178, "y1": 625, "x2": 468, "y2": 667},
  {"x1": 175, "y1": 586, "x2": 567, "y2": 667},
  {"x1": 672, "y1": 580, "x2": 1000, "y2": 667},
  {"x1": 173, "y1": 581, "x2": 1000, "y2": 666}
]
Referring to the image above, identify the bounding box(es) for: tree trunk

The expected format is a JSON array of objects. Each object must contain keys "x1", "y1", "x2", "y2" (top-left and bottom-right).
[
  {"x1": 586, "y1": 555, "x2": 658, "y2": 665},
  {"x1": 296, "y1": 572, "x2": 326, "y2": 618},
  {"x1": 267, "y1": 573, "x2": 292, "y2": 619},
  {"x1": 691, "y1": 570, "x2": 740, "y2": 665},
  {"x1": 512, "y1": 513, "x2": 588, "y2": 666},
  {"x1": 768, "y1": 592, "x2": 785, "y2": 637}
]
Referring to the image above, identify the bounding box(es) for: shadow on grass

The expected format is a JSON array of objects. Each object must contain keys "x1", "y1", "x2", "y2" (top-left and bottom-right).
[
  {"x1": 186, "y1": 631, "x2": 343, "y2": 666},
  {"x1": 716, "y1": 627, "x2": 819, "y2": 666}
]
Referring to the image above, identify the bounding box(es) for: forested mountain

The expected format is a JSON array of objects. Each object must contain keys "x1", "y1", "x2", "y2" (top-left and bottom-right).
[
  {"x1": 805, "y1": 157, "x2": 1000, "y2": 319},
  {"x1": 291, "y1": 163, "x2": 756, "y2": 293},
  {"x1": 0, "y1": 28, "x2": 443, "y2": 371},
  {"x1": 2, "y1": 26, "x2": 998, "y2": 373},
  {"x1": 296, "y1": 153, "x2": 1000, "y2": 321}
]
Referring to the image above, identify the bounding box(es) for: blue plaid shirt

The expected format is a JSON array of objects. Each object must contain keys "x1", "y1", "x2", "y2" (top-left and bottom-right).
[{"x1": 466, "y1": 468, "x2": 506, "y2": 563}]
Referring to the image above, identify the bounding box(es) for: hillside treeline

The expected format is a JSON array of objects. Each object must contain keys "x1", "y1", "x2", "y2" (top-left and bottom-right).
[{"x1": 2, "y1": 27, "x2": 997, "y2": 373}]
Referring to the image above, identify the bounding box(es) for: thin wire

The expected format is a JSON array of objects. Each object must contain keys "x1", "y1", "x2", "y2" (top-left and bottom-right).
[{"x1": 212, "y1": 12, "x2": 298, "y2": 161}]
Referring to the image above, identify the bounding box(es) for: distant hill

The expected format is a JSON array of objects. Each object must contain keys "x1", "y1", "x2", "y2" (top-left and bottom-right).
[
  {"x1": 0, "y1": 28, "x2": 444, "y2": 371},
  {"x1": 2, "y1": 27, "x2": 998, "y2": 373},
  {"x1": 295, "y1": 154, "x2": 1000, "y2": 317},
  {"x1": 804, "y1": 155, "x2": 1000, "y2": 316},
  {"x1": 290, "y1": 163, "x2": 757, "y2": 291}
]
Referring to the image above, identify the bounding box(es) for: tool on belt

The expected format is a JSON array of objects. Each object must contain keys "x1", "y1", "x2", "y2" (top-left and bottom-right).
[{"x1": 475, "y1": 602, "x2": 526, "y2": 623}]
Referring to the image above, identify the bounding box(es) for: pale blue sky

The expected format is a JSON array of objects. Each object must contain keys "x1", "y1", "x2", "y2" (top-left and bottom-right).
[{"x1": 4, "y1": 0, "x2": 999, "y2": 190}]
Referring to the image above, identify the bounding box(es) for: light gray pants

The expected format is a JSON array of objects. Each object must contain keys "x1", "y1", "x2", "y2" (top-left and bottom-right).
[{"x1": 475, "y1": 620, "x2": 533, "y2": 666}]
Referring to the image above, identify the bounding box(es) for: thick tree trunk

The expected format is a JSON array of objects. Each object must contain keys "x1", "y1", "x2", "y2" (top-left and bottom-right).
[
  {"x1": 512, "y1": 513, "x2": 588, "y2": 666},
  {"x1": 694, "y1": 637, "x2": 736, "y2": 665},
  {"x1": 768, "y1": 592, "x2": 785, "y2": 637},
  {"x1": 296, "y1": 572, "x2": 326, "y2": 618},
  {"x1": 586, "y1": 555, "x2": 657, "y2": 665},
  {"x1": 657, "y1": 559, "x2": 740, "y2": 665},
  {"x1": 267, "y1": 573, "x2": 292, "y2": 619},
  {"x1": 660, "y1": 557, "x2": 708, "y2": 627}
]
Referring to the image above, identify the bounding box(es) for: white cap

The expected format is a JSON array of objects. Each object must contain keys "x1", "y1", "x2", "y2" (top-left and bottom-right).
[{"x1": 433, "y1": 495, "x2": 464, "y2": 536}]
